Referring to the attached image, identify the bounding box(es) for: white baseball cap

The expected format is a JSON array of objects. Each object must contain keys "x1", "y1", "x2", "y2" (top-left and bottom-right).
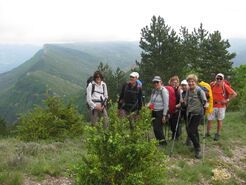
[
  {"x1": 130, "y1": 72, "x2": 139, "y2": 78},
  {"x1": 216, "y1": 73, "x2": 224, "y2": 79},
  {"x1": 181, "y1": 80, "x2": 188, "y2": 85}
]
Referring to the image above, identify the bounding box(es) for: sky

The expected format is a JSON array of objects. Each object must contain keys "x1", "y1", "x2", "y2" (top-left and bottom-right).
[{"x1": 0, "y1": 0, "x2": 245, "y2": 45}]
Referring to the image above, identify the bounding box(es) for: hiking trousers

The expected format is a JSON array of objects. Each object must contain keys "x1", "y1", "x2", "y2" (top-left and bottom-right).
[
  {"x1": 187, "y1": 113, "x2": 202, "y2": 150},
  {"x1": 90, "y1": 108, "x2": 109, "y2": 128},
  {"x1": 152, "y1": 110, "x2": 166, "y2": 144},
  {"x1": 170, "y1": 111, "x2": 181, "y2": 140}
]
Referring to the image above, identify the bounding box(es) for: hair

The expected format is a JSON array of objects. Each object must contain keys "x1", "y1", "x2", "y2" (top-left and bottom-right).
[
  {"x1": 186, "y1": 74, "x2": 198, "y2": 83},
  {"x1": 93, "y1": 71, "x2": 103, "y2": 81},
  {"x1": 168, "y1": 75, "x2": 180, "y2": 85}
]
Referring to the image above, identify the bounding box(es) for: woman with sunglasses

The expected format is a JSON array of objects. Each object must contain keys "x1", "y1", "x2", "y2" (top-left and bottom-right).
[{"x1": 148, "y1": 76, "x2": 169, "y2": 146}]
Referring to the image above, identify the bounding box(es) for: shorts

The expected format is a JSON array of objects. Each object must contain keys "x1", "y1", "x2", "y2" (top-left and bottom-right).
[{"x1": 207, "y1": 107, "x2": 226, "y2": 121}]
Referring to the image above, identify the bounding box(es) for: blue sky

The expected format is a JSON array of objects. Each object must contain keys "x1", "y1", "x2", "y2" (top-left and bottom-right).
[{"x1": 0, "y1": 0, "x2": 245, "y2": 44}]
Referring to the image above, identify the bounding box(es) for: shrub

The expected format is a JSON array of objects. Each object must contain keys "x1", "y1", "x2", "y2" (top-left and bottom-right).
[
  {"x1": 16, "y1": 96, "x2": 84, "y2": 141},
  {"x1": 75, "y1": 106, "x2": 167, "y2": 185},
  {"x1": 0, "y1": 117, "x2": 7, "y2": 136}
]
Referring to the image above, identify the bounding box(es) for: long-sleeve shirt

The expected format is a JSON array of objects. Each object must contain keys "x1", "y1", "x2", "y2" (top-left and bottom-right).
[
  {"x1": 149, "y1": 86, "x2": 169, "y2": 116},
  {"x1": 86, "y1": 81, "x2": 108, "y2": 110}
]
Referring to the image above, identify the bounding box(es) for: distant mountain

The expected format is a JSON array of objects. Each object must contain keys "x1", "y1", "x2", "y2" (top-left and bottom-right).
[
  {"x1": 228, "y1": 38, "x2": 246, "y2": 66},
  {"x1": 0, "y1": 44, "x2": 40, "y2": 73},
  {"x1": 60, "y1": 42, "x2": 141, "y2": 70},
  {"x1": 0, "y1": 42, "x2": 141, "y2": 123}
]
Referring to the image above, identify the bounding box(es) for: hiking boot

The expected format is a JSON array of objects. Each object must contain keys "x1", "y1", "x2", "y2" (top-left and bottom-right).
[
  {"x1": 185, "y1": 137, "x2": 192, "y2": 146},
  {"x1": 205, "y1": 133, "x2": 211, "y2": 137},
  {"x1": 159, "y1": 140, "x2": 168, "y2": 146},
  {"x1": 214, "y1": 133, "x2": 220, "y2": 141},
  {"x1": 195, "y1": 148, "x2": 201, "y2": 159}
]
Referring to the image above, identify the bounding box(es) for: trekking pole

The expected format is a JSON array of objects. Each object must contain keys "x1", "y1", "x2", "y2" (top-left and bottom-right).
[
  {"x1": 202, "y1": 110, "x2": 206, "y2": 164},
  {"x1": 169, "y1": 109, "x2": 181, "y2": 157}
]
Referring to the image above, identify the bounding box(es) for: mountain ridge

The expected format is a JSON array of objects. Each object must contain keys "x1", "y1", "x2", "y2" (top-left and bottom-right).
[{"x1": 0, "y1": 42, "x2": 140, "y2": 122}]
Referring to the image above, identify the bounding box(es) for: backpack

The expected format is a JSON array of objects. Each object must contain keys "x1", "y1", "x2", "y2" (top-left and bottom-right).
[
  {"x1": 120, "y1": 82, "x2": 142, "y2": 111},
  {"x1": 198, "y1": 85, "x2": 210, "y2": 101},
  {"x1": 210, "y1": 80, "x2": 230, "y2": 99},
  {"x1": 164, "y1": 86, "x2": 176, "y2": 114}
]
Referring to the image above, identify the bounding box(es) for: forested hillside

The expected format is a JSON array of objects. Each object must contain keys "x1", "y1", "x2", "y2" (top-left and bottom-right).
[{"x1": 0, "y1": 43, "x2": 140, "y2": 123}]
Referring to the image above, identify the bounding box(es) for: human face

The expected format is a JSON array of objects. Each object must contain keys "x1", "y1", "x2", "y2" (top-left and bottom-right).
[
  {"x1": 95, "y1": 75, "x2": 101, "y2": 84},
  {"x1": 130, "y1": 76, "x2": 137, "y2": 85},
  {"x1": 181, "y1": 84, "x2": 188, "y2": 91},
  {"x1": 170, "y1": 80, "x2": 179, "y2": 88},
  {"x1": 153, "y1": 81, "x2": 161, "y2": 89},
  {"x1": 216, "y1": 76, "x2": 223, "y2": 84},
  {"x1": 188, "y1": 79, "x2": 196, "y2": 90}
]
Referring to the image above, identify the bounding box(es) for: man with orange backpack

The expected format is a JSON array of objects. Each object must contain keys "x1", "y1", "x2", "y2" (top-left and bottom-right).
[{"x1": 207, "y1": 73, "x2": 237, "y2": 141}]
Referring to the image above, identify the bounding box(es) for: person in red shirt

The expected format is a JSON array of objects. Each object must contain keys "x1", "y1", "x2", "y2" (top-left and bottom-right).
[{"x1": 207, "y1": 73, "x2": 237, "y2": 140}]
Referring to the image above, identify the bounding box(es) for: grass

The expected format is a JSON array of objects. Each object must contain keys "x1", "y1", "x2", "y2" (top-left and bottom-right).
[
  {"x1": 0, "y1": 112, "x2": 245, "y2": 185},
  {"x1": 159, "y1": 111, "x2": 246, "y2": 185},
  {"x1": 0, "y1": 137, "x2": 85, "y2": 185}
]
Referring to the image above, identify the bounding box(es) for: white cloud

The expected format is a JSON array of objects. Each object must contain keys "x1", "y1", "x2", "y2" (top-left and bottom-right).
[{"x1": 0, "y1": 0, "x2": 245, "y2": 44}]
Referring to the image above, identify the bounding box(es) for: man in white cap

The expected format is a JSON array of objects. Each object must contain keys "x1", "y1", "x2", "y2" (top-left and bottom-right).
[
  {"x1": 118, "y1": 72, "x2": 143, "y2": 123},
  {"x1": 207, "y1": 73, "x2": 237, "y2": 141}
]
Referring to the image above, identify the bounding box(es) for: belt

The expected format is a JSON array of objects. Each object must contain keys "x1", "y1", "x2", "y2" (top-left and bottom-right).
[{"x1": 92, "y1": 99, "x2": 102, "y2": 103}]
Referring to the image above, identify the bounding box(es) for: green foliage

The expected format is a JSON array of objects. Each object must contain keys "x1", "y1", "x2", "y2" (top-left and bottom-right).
[
  {"x1": 75, "y1": 106, "x2": 167, "y2": 185},
  {"x1": 0, "y1": 117, "x2": 7, "y2": 136},
  {"x1": 0, "y1": 171, "x2": 23, "y2": 185},
  {"x1": 97, "y1": 62, "x2": 127, "y2": 102},
  {"x1": 0, "y1": 138, "x2": 84, "y2": 184},
  {"x1": 0, "y1": 43, "x2": 139, "y2": 123},
  {"x1": 180, "y1": 24, "x2": 235, "y2": 82},
  {"x1": 138, "y1": 16, "x2": 235, "y2": 93},
  {"x1": 16, "y1": 96, "x2": 84, "y2": 141},
  {"x1": 229, "y1": 65, "x2": 246, "y2": 115},
  {"x1": 138, "y1": 15, "x2": 184, "y2": 91}
]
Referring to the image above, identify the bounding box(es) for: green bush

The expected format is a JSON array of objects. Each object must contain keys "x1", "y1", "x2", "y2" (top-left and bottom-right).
[
  {"x1": 75, "y1": 106, "x2": 167, "y2": 185},
  {"x1": 0, "y1": 117, "x2": 7, "y2": 136},
  {"x1": 16, "y1": 96, "x2": 84, "y2": 141}
]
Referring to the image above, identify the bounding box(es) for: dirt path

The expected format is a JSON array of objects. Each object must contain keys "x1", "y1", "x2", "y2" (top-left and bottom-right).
[{"x1": 23, "y1": 176, "x2": 73, "y2": 185}]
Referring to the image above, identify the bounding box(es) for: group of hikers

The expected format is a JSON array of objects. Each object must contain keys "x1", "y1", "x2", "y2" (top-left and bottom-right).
[{"x1": 86, "y1": 71, "x2": 237, "y2": 159}]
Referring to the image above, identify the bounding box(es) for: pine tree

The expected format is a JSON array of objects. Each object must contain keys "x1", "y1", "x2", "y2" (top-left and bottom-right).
[
  {"x1": 138, "y1": 15, "x2": 184, "y2": 91},
  {"x1": 181, "y1": 23, "x2": 235, "y2": 82}
]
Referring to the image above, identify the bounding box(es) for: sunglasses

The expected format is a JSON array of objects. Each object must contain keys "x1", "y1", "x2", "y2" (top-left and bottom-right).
[
  {"x1": 130, "y1": 76, "x2": 135, "y2": 78},
  {"x1": 153, "y1": 81, "x2": 159, "y2": 84},
  {"x1": 216, "y1": 78, "x2": 222, "y2": 81},
  {"x1": 95, "y1": 76, "x2": 101, "y2": 79}
]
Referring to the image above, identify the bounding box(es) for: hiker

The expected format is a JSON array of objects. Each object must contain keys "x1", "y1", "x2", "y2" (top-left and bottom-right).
[
  {"x1": 185, "y1": 74, "x2": 208, "y2": 159},
  {"x1": 118, "y1": 72, "x2": 143, "y2": 124},
  {"x1": 148, "y1": 76, "x2": 169, "y2": 146},
  {"x1": 207, "y1": 73, "x2": 237, "y2": 141},
  {"x1": 168, "y1": 76, "x2": 181, "y2": 140},
  {"x1": 86, "y1": 71, "x2": 109, "y2": 127},
  {"x1": 179, "y1": 79, "x2": 191, "y2": 145},
  {"x1": 135, "y1": 72, "x2": 143, "y2": 87}
]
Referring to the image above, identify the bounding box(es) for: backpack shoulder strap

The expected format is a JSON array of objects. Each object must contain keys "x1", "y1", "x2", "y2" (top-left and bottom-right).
[
  {"x1": 91, "y1": 83, "x2": 95, "y2": 95},
  {"x1": 197, "y1": 86, "x2": 206, "y2": 106},
  {"x1": 102, "y1": 83, "x2": 105, "y2": 95}
]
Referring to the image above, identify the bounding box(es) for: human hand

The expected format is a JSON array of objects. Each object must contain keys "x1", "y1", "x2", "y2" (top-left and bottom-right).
[
  {"x1": 95, "y1": 104, "x2": 103, "y2": 111},
  {"x1": 162, "y1": 116, "x2": 167, "y2": 124},
  {"x1": 204, "y1": 102, "x2": 209, "y2": 109}
]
